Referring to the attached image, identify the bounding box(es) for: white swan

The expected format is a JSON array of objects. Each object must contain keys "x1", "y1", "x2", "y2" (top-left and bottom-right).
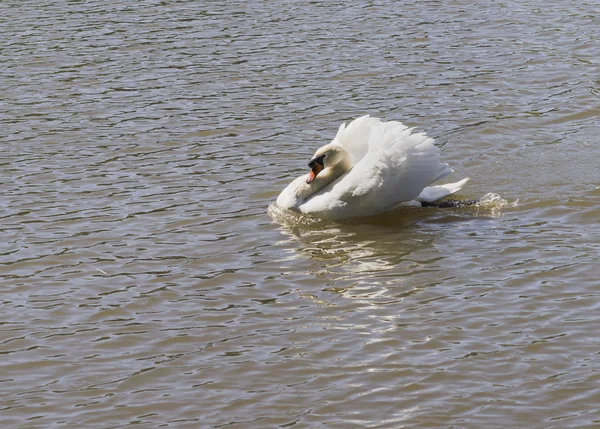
[{"x1": 276, "y1": 115, "x2": 470, "y2": 219}]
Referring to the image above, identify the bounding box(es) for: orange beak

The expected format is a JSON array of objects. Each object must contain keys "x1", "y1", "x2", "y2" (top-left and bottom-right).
[{"x1": 306, "y1": 162, "x2": 323, "y2": 184}]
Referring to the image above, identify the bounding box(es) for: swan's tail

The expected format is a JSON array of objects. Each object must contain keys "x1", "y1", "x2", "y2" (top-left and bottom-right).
[{"x1": 416, "y1": 177, "x2": 470, "y2": 203}]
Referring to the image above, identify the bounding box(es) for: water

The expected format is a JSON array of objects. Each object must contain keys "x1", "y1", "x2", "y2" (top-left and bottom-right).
[{"x1": 1, "y1": 1, "x2": 599, "y2": 428}]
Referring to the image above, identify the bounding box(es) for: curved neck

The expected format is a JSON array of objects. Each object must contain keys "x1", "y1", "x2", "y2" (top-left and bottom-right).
[
  {"x1": 276, "y1": 149, "x2": 352, "y2": 211},
  {"x1": 301, "y1": 151, "x2": 352, "y2": 201},
  {"x1": 310, "y1": 160, "x2": 350, "y2": 194}
]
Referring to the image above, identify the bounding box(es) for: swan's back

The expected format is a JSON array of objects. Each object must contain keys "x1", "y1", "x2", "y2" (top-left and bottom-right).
[{"x1": 299, "y1": 116, "x2": 453, "y2": 219}]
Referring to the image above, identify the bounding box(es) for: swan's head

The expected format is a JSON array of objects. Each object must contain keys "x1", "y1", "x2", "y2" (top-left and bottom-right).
[{"x1": 306, "y1": 144, "x2": 350, "y2": 184}]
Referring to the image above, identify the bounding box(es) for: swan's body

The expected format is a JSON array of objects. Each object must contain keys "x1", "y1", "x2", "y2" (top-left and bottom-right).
[{"x1": 276, "y1": 115, "x2": 469, "y2": 219}]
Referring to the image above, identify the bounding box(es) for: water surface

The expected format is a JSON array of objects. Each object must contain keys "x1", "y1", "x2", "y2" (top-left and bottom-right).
[{"x1": 1, "y1": 1, "x2": 599, "y2": 428}]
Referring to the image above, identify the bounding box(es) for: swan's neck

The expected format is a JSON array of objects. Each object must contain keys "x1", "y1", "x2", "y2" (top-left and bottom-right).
[
  {"x1": 276, "y1": 150, "x2": 352, "y2": 210},
  {"x1": 310, "y1": 157, "x2": 351, "y2": 195}
]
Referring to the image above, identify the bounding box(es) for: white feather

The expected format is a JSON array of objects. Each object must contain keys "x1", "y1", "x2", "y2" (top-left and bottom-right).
[
  {"x1": 276, "y1": 116, "x2": 469, "y2": 219},
  {"x1": 416, "y1": 177, "x2": 471, "y2": 203}
]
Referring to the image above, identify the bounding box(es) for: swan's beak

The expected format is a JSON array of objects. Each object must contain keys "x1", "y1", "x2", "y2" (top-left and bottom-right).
[{"x1": 307, "y1": 158, "x2": 324, "y2": 184}]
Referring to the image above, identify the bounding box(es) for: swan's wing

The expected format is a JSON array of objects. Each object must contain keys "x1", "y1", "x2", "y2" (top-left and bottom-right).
[
  {"x1": 332, "y1": 115, "x2": 406, "y2": 164},
  {"x1": 430, "y1": 162, "x2": 453, "y2": 184},
  {"x1": 301, "y1": 122, "x2": 446, "y2": 218},
  {"x1": 348, "y1": 129, "x2": 443, "y2": 205}
]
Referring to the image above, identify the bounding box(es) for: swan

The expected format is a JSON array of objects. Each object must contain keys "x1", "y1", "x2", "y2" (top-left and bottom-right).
[{"x1": 275, "y1": 115, "x2": 470, "y2": 219}]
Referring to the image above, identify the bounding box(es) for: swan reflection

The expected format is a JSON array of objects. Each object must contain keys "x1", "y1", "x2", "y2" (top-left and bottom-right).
[
  {"x1": 268, "y1": 197, "x2": 511, "y2": 303},
  {"x1": 269, "y1": 204, "x2": 443, "y2": 302}
]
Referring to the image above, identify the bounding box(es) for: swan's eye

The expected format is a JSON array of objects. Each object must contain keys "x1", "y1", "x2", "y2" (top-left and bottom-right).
[{"x1": 308, "y1": 154, "x2": 326, "y2": 169}]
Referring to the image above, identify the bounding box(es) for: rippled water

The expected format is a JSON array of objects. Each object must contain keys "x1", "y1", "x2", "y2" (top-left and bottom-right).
[{"x1": 2, "y1": 1, "x2": 600, "y2": 428}]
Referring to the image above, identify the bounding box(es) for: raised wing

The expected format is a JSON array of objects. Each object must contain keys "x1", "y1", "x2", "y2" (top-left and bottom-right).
[{"x1": 301, "y1": 117, "x2": 448, "y2": 218}]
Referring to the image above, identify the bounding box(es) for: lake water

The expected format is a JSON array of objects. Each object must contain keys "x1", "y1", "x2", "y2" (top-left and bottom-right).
[{"x1": 1, "y1": 1, "x2": 599, "y2": 428}]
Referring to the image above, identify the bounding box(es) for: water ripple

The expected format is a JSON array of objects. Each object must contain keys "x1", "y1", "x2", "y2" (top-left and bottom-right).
[{"x1": 1, "y1": 0, "x2": 600, "y2": 428}]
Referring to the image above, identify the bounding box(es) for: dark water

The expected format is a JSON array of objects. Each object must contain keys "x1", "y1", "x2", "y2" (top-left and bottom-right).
[{"x1": 1, "y1": 1, "x2": 599, "y2": 428}]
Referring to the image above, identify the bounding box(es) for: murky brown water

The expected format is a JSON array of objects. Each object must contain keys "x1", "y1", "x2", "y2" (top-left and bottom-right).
[{"x1": 2, "y1": 1, "x2": 600, "y2": 428}]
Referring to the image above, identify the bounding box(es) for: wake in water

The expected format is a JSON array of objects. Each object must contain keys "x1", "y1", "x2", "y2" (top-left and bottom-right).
[
  {"x1": 420, "y1": 198, "x2": 480, "y2": 208},
  {"x1": 421, "y1": 193, "x2": 515, "y2": 208},
  {"x1": 419, "y1": 192, "x2": 516, "y2": 219},
  {"x1": 473, "y1": 193, "x2": 518, "y2": 217},
  {"x1": 268, "y1": 193, "x2": 516, "y2": 224}
]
